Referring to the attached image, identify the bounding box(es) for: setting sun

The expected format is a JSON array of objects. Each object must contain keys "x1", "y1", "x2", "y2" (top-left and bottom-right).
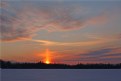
[
  {"x1": 45, "y1": 60, "x2": 50, "y2": 64},
  {"x1": 44, "y1": 49, "x2": 51, "y2": 64}
]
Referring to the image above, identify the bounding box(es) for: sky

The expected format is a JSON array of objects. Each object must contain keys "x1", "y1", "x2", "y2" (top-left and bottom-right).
[{"x1": 0, "y1": 0, "x2": 121, "y2": 64}]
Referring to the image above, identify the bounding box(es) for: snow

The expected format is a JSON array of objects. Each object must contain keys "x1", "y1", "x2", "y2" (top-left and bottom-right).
[{"x1": 1, "y1": 69, "x2": 121, "y2": 81}]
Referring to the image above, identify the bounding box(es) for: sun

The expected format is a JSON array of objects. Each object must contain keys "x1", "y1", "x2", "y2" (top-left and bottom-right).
[
  {"x1": 44, "y1": 49, "x2": 51, "y2": 64},
  {"x1": 45, "y1": 60, "x2": 50, "y2": 64}
]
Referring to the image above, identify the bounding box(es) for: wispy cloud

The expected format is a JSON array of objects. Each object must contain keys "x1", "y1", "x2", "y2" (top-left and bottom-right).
[
  {"x1": 45, "y1": 47, "x2": 121, "y2": 64},
  {"x1": 58, "y1": 47, "x2": 121, "y2": 64},
  {"x1": 33, "y1": 40, "x2": 100, "y2": 46},
  {"x1": 78, "y1": 47, "x2": 121, "y2": 63},
  {"x1": 31, "y1": 36, "x2": 105, "y2": 46},
  {"x1": 0, "y1": 1, "x2": 109, "y2": 42},
  {"x1": 86, "y1": 14, "x2": 108, "y2": 25}
]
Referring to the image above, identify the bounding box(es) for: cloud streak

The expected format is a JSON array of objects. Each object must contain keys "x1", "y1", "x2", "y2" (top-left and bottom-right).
[
  {"x1": 33, "y1": 40, "x2": 84, "y2": 46},
  {"x1": 61, "y1": 47, "x2": 121, "y2": 64},
  {"x1": 44, "y1": 47, "x2": 121, "y2": 64},
  {"x1": 31, "y1": 36, "x2": 106, "y2": 46},
  {"x1": 0, "y1": 1, "x2": 109, "y2": 42}
]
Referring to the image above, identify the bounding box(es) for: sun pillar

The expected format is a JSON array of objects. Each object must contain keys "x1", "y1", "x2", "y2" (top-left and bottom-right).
[{"x1": 45, "y1": 49, "x2": 51, "y2": 64}]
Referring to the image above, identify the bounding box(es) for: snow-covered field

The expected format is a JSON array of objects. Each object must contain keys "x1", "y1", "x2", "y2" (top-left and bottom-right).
[{"x1": 1, "y1": 69, "x2": 121, "y2": 81}]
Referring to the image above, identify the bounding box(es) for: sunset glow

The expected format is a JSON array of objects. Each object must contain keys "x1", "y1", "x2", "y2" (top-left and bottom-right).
[
  {"x1": 0, "y1": 1, "x2": 121, "y2": 64},
  {"x1": 44, "y1": 49, "x2": 51, "y2": 64},
  {"x1": 45, "y1": 60, "x2": 50, "y2": 64}
]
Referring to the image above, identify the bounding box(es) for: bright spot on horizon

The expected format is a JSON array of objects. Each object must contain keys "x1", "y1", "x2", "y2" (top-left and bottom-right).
[
  {"x1": 45, "y1": 49, "x2": 51, "y2": 64},
  {"x1": 45, "y1": 60, "x2": 50, "y2": 64}
]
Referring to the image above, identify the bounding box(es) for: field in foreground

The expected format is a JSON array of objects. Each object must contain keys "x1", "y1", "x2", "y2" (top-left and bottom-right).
[{"x1": 1, "y1": 69, "x2": 121, "y2": 81}]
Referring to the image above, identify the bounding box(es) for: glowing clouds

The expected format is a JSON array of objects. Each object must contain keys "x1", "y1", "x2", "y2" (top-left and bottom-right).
[{"x1": 0, "y1": 1, "x2": 110, "y2": 42}]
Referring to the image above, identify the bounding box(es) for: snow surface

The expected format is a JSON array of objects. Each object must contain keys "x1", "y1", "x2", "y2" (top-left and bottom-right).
[{"x1": 1, "y1": 69, "x2": 121, "y2": 81}]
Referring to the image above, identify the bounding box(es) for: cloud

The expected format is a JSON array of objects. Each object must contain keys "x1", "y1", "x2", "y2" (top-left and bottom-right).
[
  {"x1": 51, "y1": 47, "x2": 121, "y2": 64},
  {"x1": 31, "y1": 37, "x2": 105, "y2": 46},
  {"x1": 0, "y1": 1, "x2": 109, "y2": 42},
  {"x1": 58, "y1": 47, "x2": 121, "y2": 64},
  {"x1": 103, "y1": 47, "x2": 121, "y2": 56},
  {"x1": 86, "y1": 14, "x2": 108, "y2": 25},
  {"x1": 0, "y1": 1, "x2": 10, "y2": 8},
  {"x1": 119, "y1": 34, "x2": 121, "y2": 39},
  {"x1": 78, "y1": 47, "x2": 121, "y2": 62}
]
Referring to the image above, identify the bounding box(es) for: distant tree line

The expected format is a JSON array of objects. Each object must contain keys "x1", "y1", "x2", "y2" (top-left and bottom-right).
[{"x1": 0, "y1": 60, "x2": 121, "y2": 69}]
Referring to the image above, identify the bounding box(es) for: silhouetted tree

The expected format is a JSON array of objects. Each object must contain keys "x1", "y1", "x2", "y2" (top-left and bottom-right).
[{"x1": 0, "y1": 60, "x2": 121, "y2": 69}]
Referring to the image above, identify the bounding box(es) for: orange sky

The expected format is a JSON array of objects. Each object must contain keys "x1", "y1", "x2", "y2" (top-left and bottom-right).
[{"x1": 0, "y1": 1, "x2": 121, "y2": 64}]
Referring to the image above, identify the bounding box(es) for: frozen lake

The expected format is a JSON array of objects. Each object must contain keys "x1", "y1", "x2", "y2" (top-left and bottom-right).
[{"x1": 1, "y1": 69, "x2": 121, "y2": 81}]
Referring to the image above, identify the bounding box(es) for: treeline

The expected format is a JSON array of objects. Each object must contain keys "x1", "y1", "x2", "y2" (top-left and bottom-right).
[{"x1": 0, "y1": 60, "x2": 121, "y2": 69}]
